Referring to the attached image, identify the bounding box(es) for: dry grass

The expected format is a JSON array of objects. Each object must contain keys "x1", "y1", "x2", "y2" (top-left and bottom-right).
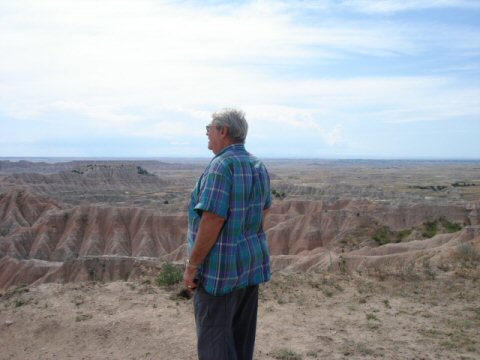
[{"x1": 0, "y1": 270, "x2": 479, "y2": 360}]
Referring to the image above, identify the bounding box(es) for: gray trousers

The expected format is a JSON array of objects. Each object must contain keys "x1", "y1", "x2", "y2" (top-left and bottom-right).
[{"x1": 193, "y1": 284, "x2": 259, "y2": 360}]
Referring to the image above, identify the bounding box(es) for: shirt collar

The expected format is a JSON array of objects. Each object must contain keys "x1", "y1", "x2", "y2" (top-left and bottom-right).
[{"x1": 213, "y1": 143, "x2": 246, "y2": 159}]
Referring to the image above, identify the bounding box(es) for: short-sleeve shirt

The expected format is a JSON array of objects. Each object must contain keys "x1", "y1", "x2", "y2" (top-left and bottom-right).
[{"x1": 187, "y1": 143, "x2": 272, "y2": 295}]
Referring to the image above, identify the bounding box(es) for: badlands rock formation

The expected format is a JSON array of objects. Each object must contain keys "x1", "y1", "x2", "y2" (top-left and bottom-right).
[
  {"x1": 0, "y1": 161, "x2": 201, "y2": 210},
  {"x1": 1, "y1": 184, "x2": 479, "y2": 290},
  {"x1": 0, "y1": 189, "x2": 187, "y2": 290},
  {"x1": 1, "y1": 164, "x2": 167, "y2": 199},
  {"x1": 1, "y1": 159, "x2": 479, "y2": 291},
  {"x1": 266, "y1": 199, "x2": 480, "y2": 272},
  {"x1": 266, "y1": 199, "x2": 478, "y2": 254},
  {"x1": 0, "y1": 159, "x2": 200, "y2": 174}
]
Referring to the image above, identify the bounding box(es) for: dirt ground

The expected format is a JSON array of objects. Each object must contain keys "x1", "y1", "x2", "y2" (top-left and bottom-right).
[{"x1": 1, "y1": 271, "x2": 479, "y2": 360}]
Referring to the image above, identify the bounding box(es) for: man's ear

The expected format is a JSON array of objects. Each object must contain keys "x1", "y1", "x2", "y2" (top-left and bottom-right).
[{"x1": 219, "y1": 126, "x2": 228, "y2": 138}]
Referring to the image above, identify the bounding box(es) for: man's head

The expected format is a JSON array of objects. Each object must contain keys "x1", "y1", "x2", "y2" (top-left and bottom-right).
[{"x1": 206, "y1": 108, "x2": 248, "y2": 154}]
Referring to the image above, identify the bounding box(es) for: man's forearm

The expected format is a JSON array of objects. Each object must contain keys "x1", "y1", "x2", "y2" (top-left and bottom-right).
[
  {"x1": 184, "y1": 211, "x2": 225, "y2": 289},
  {"x1": 189, "y1": 211, "x2": 225, "y2": 266}
]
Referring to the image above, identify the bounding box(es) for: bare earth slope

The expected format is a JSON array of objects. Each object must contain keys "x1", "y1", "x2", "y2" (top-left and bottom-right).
[
  {"x1": 1, "y1": 272, "x2": 479, "y2": 360},
  {"x1": 266, "y1": 199, "x2": 479, "y2": 255},
  {"x1": 0, "y1": 189, "x2": 187, "y2": 290}
]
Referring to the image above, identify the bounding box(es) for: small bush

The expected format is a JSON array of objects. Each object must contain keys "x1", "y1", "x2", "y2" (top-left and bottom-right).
[
  {"x1": 383, "y1": 299, "x2": 391, "y2": 309},
  {"x1": 373, "y1": 226, "x2": 411, "y2": 245},
  {"x1": 456, "y1": 243, "x2": 480, "y2": 267},
  {"x1": 422, "y1": 220, "x2": 438, "y2": 238},
  {"x1": 473, "y1": 307, "x2": 480, "y2": 319},
  {"x1": 397, "y1": 229, "x2": 412, "y2": 241},
  {"x1": 155, "y1": 262, "x2": 183, "y2": 287},
  {"x1": 373, "y1": 226, "x2": 393, "y2": 245},
  {"x1": 272, "y1": 189, "x2": 286, "y2": 200},
  {"x1": 440, "y1": 218, "x2": 462, "y2": 233},
  {"x1": 273, "y1": 348, "x2": 302, "y2": 360},
  {"x1": 137, "y1": 166, "x2": 150, "y2": 175},
  {"x1": 422, "y1": 259, "x2": 436, "y2": 280}
]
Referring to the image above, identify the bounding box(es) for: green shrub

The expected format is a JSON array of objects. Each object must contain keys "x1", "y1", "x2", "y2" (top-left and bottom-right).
[
  {"x1": 440, "y1": 218, "x2": 462, "y2": 233},
  {"x1": 457, "y1": 243, "x2": 480, "y2": 267},
  {"x1": 155, "y1": 262, "x2": 183, "y2": 287},
  {"x1": 272, "y1": 189, "x2": 286, "y2": 200},
  {"x1": 373, "y1": 226, "x2": 393, "y2": 245},
  {"x1": 422, "y1": 220, "x2": 438, "y2": 238},
  {"x1": 373, "y1": 226, "x2": 412, "y2": 245},
  {"x1": 422, "y1": 218, "x2": 461, "y2": 238},
  {"x1": 422, "y1": 259, "x2": 436, "y2": 280},
  {"x1": 473, "y1": 307, "x2": 480, "y2": 319},
  {"x1": 137, "y1": 166, "x2": 150, "y2": 175},
  {"x1": 273, "y1": 348, "x2": 302, "y2": 360},
  {"x1": 397, "y1": 229, "x2": 412, "y2": 241}
]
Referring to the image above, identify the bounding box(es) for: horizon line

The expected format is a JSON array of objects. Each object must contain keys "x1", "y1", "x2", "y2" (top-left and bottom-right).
[{"x1": 2, "y1": 156, "x2": 480, "y2": 162}]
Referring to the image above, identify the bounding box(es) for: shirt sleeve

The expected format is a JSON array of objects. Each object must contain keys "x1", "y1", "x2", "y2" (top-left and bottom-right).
[
  {"x1": 194, "y1": 171, "x2": 231, "y2": 219},
  {"x1": 264, "y1": 188, "x2": 272, "y2": 210},
  {"x1": 263, "y1": 166, "x2": 272, "y2": 210}
]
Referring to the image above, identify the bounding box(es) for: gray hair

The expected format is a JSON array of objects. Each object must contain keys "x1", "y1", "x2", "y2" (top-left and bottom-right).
[{"x1": 212, "y1": 108, "x2": 248, "y2": 143}]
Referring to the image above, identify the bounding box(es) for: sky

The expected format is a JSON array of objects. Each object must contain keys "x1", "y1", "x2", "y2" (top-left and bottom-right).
[{"x1": 1, "y1": 0, "x2": 479, "y2": 159}]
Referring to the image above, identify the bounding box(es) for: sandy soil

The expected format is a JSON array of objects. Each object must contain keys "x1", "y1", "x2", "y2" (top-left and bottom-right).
[{"x1": 1, "y1": 271, "x2": 479, "y2": 360}]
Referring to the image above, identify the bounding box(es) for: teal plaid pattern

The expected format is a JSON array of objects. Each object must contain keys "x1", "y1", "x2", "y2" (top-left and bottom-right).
[{"x1": 187, "y1": 143, "x2": 272, "y2": 295}]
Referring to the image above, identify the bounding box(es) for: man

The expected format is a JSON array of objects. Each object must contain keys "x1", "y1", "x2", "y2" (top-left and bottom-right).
[{"x1": 183, "y1": 108, "x2": 272, "y2": 360}]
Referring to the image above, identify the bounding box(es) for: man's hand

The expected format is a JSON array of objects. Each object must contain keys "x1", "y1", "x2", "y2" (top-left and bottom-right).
[{"x1": 183, "y1": 264, "x2": 198, "y2": 291}]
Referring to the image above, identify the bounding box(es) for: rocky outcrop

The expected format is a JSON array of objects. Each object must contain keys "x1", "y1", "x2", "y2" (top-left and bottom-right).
[
  {"x1": 0, "y1": 190, "x2": 188, "y2": 290},
  {"x1": 0, "y1": 255, "x2": 169, "y2": 290},
  {"x1": 0, "y1": 164, "x2": 178, "y2": 208},
  {"x1": 265, "y1": 199, "x2": 479, "y2": 255},
  {"x1": 0, "y1": 189, "x2": 61, "y2": 236},
  {"x1": 1, "y1": 188, "x2": 479, "y2": 290},
  {"x1": 339, "y1": 226, "x2": 480, "y2": 276},
  {"x1": 0, "y1": 191, "x2": 187, "y2": 262},
  {"x1": 2, "y1": 164, "x2": 167, "y2": 190},
  {"x1": 0, "y1": 159, "x2": 203, "y2": 175}
]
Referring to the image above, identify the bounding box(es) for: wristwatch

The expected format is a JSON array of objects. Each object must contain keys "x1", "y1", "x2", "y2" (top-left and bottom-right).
[{"x1": 186, "y1": 259, "x2": 199, "y2": 269}]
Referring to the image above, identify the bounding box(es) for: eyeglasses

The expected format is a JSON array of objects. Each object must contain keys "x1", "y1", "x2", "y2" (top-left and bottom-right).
[{"x1": 206, "y1": 124, "x2": 223, "y2": 132}]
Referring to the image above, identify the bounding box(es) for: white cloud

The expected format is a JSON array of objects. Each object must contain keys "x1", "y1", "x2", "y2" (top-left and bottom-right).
[
  {"x1": 245, "y1": 105, "x2": 345, "y2": 146},
  {"x1": 0, "y1": 0, "x2": 428, "y2": 93},
  {"x1": 170, "y1": 141, "x2": 190, "y2": 145},
  {"x1": 0, "y1": 0, "x2": 479, "y2": 157},
  {"x1": 331, "y1": 0, "x2": 480, "y2": 13},
  {"x1": 130, "y1": 120, "x2": 201, "y2": 139},
  {"x1": 325, "y1": 124, "x2": 342, "y2": 145}
]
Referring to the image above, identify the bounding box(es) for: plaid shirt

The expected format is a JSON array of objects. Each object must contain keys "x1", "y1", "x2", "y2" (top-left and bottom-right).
[{"x1": 187, "y1": 143, "x2": 272, "y2": 295}]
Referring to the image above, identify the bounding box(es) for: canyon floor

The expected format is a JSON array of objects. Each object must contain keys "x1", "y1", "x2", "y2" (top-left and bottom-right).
[{"x1": 1, "y1": 270, "x2": 479, "y2": 360}]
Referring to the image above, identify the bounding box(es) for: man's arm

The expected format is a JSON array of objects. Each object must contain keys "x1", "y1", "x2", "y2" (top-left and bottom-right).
[
  {"x1": 263, "y1": 208, "x2": 270, "y2": 218},
  {"x1": 262, "y1": 208, "x2": 270, "y2": 229},
  {"x1": 183, "y1": 210, "x2": 225, "y2": 289}
]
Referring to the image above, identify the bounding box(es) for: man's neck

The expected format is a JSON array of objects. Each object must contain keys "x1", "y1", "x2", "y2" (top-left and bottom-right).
[{"x1": 213, "y1": 139, "x2": 237, "y2": 155}]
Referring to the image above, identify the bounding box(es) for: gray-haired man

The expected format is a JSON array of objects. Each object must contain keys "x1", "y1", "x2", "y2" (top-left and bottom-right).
[{"x1": 183, "y1": 108, "x2": 272, "y2": 359}]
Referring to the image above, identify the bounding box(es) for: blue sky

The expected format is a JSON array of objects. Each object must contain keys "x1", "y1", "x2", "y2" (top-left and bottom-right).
[{"x1": 1, "y1": 0, "x2": 479, "y2": 159}]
